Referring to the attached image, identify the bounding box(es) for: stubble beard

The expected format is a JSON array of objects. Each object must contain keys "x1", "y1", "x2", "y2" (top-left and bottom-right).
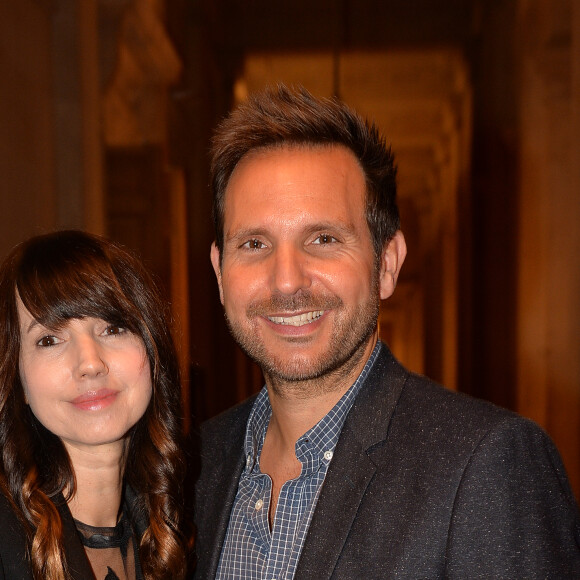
[{"x1": 224, "y1": 281, "x2": 380, "y2": 398}]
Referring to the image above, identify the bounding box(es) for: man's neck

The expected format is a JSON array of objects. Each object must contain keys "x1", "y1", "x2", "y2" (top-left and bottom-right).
[
  {"x1": 266, "y1": 386, "x2": 350, "y2": 449},
  {"x1": 259, "y1": 334, "x2": 378, "y2": 524},
  {"x1": 264, "y1": 332, "x2": 379, "y2": 443}
]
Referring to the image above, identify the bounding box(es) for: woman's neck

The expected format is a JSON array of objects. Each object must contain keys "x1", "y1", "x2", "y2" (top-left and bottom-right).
[{"x1": 63, "y1": 440, "x2": 127, "y2": 527}]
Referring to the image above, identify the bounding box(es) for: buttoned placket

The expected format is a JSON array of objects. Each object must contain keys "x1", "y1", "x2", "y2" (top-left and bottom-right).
[{"x1": 261, "y1": 434, "x2": 337, "y2": 580}]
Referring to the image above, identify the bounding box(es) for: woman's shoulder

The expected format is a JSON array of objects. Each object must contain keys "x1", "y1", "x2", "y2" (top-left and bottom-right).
[
  {"x1": 0, "y1": 489, "x2": 33, "y2": 578},
  {"x1": 0, "y1": 489, "x2": 27, "y2": 540}
]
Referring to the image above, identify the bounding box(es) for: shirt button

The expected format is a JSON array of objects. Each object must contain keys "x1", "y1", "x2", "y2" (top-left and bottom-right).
[
  {"x1": 246, "y1": 454, "x2": 252, "y2": 467},
  {"x1": 324, "y1": 450, "x2": 333, "y2": 461},
  {"x1": 255, "y1": 499, "x2": 264, "y2": 511}
]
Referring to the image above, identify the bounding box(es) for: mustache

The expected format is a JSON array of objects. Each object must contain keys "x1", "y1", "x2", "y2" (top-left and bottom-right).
[{"x1": 247, "y1": 291, "x2": 343, "y2": 317}]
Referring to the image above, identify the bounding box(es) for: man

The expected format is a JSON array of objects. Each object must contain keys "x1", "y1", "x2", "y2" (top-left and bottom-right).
[{"x1": 195, "y1": 85, "x2": 580, "y2": 578}]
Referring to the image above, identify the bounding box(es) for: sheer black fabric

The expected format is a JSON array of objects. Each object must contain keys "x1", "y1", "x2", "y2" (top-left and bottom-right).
[{"x1": 75, "y1": 510, "x2": 143, "y2": 580}]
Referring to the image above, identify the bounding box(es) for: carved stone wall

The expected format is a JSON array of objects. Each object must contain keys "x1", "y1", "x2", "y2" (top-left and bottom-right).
[{"x1": 101, "y1": 0, "x2": 181, "y2": 147}]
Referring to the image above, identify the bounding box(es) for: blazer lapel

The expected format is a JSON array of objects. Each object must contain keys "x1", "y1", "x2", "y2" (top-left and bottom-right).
[
  {"x1": 196, "y1": 402, "x2": 252, "y2": 579},
  {"x1": 203, "y1": 449, "x2": 246, "y2": 578},
  {"x1": 295, "y1": 421, "x2": 377, "y2": 579},
  {"x1": 294, "y1": 344, "x2": 408, "y2": 579}
]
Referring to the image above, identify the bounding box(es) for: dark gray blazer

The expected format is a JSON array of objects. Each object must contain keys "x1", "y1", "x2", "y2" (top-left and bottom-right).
[
  {"x1": 0, "y1": 486, "x2": 146, "y2": 579},
  {"x1": 194, "y1": 342, "x2": 580, "y2": 579}
]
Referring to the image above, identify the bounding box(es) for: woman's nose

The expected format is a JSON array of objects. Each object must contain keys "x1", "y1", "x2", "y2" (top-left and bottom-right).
[{"x1": 73, "y1": 336, "x2": 108, "y2": 379}]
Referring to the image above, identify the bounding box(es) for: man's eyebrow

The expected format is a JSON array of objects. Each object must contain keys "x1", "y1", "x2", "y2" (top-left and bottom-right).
[
  {"x1": 225, "y1": 227, "x2": 270, "y2": 244},
  {"x1": 302, "y1": 221, "x2": 356, "y2": 236}
]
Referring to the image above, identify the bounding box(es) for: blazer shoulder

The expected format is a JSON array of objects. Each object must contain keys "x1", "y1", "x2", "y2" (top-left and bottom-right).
[
  {"x1": 200, "y1": 395, "x2": 257, "y2": 450},
  {"x1": 402, "y1": 369, "x2": 535, "y2": 433},
  {"x1": 351, "y1": 344, "x2": 522, "y2": 453},
  {"x1": 361, "y1": 345, "x2": 559, "y2": 467}
]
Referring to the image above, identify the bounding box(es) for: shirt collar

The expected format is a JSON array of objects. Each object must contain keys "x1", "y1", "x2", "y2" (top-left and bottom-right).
[{"x1": 243, "y1": 341, "x2": 382, "y2": 473}]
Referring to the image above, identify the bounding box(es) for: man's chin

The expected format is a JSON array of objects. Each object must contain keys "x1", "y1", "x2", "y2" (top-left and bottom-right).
[
  {"x1": 258, "y1": 353, "x2": 327, "y2": 382},
  {"x1": 259, "y1": 345, "x2": 363, "y2": 385}
]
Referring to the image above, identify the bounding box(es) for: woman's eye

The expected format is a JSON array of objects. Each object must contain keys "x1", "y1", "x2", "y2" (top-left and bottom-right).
[
  {"x1": 104, "y1": 325, "x2": 125, "y2": 336},
  {"x1": 37, "y1": 335, "x2": 59, "y2": 347},
  {"x1": 313, "y1": 234, "x2": 337, "y2": 245}
]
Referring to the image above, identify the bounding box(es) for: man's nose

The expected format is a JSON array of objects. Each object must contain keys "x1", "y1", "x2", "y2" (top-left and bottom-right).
[
  {"x1": 270, "y1": 245, "x2": 312, "y2": 295},
  {"x1": 72, "y1": 336, "x2": 109, "y2": 380}
]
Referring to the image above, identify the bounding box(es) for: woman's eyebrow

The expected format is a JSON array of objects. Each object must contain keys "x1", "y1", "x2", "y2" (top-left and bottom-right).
[{"x1": 26, "y1": 319, "x2": 40, "y2": 334}]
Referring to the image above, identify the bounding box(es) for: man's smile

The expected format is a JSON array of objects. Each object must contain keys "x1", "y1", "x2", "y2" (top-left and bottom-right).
[{"x1": 267, "y1": 310, "x2": 325, "y2": 326}]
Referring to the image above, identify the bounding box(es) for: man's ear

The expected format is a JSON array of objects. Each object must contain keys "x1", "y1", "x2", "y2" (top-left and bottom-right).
[
  {"x1": 378, "y1": 230, "x2": 407, "y2": 300},
  {"x1": 210, "y1": 242, "x2": 224, "y2": 305}
]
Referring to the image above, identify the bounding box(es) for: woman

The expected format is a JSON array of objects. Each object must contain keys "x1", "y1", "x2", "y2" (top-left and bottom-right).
[{"x1": 0, "y1": 230, "x2": 189, "y2": 580}]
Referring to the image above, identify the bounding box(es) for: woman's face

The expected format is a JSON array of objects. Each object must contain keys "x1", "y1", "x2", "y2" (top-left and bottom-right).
[{"x1": 17, "y1": 297, "x2": 153, "y2": 454}]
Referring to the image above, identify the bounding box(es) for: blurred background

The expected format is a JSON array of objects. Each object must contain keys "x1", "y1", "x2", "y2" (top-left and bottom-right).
[{"x1": 1, "y1": 0, "x2": 579, "y2": 498}]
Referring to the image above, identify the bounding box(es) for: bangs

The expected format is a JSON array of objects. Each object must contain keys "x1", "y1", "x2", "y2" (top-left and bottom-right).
[{"x1": 15, "y1": 233, "x2": 142, "y2": 333}]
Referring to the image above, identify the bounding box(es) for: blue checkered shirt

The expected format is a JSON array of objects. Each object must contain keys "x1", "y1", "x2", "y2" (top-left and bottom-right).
[{"x1": 215, "y1": 343, "x2": 381, "y2": 580}]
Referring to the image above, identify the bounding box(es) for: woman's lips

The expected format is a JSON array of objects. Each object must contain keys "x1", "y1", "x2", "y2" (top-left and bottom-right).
[{"x1": 71, "y1": 389, "x2": 118, "y2": 411}]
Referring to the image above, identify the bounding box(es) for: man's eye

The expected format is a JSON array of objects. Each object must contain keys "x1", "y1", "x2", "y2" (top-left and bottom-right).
[
  {"x1": 313, "y1": 234, "x2": 337, "y2": 245},
  {"x1": 37, "y1": 335, "x2": 59, "y2": 347},
  {"x1": 242, "y1": 239, "x2": 266, "y2": 250}
]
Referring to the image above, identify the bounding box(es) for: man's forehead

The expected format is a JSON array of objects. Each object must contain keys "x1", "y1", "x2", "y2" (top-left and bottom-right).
[
  {"x1": 221, "y1": 147, "x2": 369, "y2": 245},
  {"x1": 226, "y1": 144, "x2": 363, "y2": 191},
  {"x1": 226, "y1": 145, "x2": 363, "y2": 199},
  {"x1": 241, "y1": 141, "x2": 353, "y2": 161}
]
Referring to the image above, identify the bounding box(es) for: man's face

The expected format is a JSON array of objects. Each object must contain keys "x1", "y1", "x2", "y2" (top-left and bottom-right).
[{"x1": 211, "y1": 145, "x2": 401, "y2": 390}]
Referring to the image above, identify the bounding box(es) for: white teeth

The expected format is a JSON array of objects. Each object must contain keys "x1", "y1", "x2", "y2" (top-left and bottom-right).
[{"x1": 268, "y1": 310, "x2": 325, "y2": 327}]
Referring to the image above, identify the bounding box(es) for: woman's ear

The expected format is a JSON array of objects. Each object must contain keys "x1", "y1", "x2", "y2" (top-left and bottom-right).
[{"x1": 378, "y1": 230, "x2": 407, "y2": 300}]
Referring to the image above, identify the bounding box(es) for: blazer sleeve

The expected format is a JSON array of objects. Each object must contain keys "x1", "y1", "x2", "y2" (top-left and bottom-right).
[{"x1": 445, "y1": 416, "x2": 580, "y2": 578}]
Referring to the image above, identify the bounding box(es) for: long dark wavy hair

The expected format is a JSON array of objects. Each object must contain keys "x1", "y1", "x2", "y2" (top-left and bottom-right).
[{"x1": 0, "y1": 230, "x2": 188, "y2": 579}]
